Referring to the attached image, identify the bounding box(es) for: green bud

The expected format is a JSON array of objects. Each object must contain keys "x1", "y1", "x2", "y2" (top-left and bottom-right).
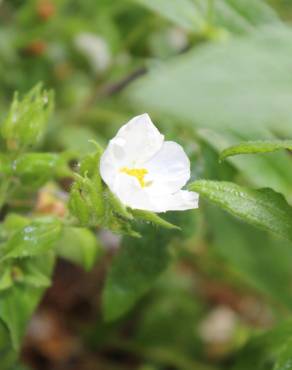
[{"x1": 1, "y1": 84, "x2": 54, "y2": 151}]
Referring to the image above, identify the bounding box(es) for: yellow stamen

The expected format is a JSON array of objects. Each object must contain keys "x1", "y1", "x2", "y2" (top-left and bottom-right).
[{"x1": 120, "y1": 167, "x2": 149, "y2": 188}]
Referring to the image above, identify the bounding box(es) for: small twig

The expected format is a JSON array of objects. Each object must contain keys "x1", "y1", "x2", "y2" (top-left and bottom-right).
[
  {"x1": 72, "y1": 67, "x2": 147, "y2": 124},
  {"x1": 97, "y1": 67, "x2": 147, "y2": 99}
]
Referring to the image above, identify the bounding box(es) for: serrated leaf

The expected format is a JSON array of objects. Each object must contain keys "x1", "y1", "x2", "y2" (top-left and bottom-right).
[
  {"x1": 131, "y1": 209, "x2": 179, "y2": 230},
  {"x1": 220, "y1": 140, "x2": 292, "y2": 161},
  {"x1": 102, "y1": 224, "x2": 174, "y2": 321},
  {"x1": 57, "y1": 227, "x2": 103, "y2": 271},
  {"x1": 1, "y1": 217, "x2": 62, "y2": 261},
  {"x1": 189, "y1": 180, "x2": 292, "y2": 241}
]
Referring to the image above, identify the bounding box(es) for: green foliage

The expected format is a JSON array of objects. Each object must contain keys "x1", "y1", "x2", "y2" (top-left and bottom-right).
[
  {"x1": 133, "y1": 0, "x2": 279, "y2": 35},
  {"x1": 232, "y1": 321, "x2": 292, "y2": 370},
  {"x1": 131, "y1": 209, "x2": 180, "y2": 230},
  {"x1": 102, "y1": 224, "x2": 174, "y2": 322},
  {"x1": 133, "y1": 0, "x2": 205, "y2": 32},
  {"x1": 57, "y1": 227, "x2": 103, "y2": 271},
  {"x1": 12, "y1": 152, "x2": 70, "y2": 187},
  {"x1": 128, "y1": 26, "x2": 292, "y2": 136},
  {"x1": 2, "y1": 1, "x2": 292, "y2": 369},
  {"x1": 0, "y1": 320, "x2": 18, "y2": 370},
  {"x1": 274, "y1": 337, "x2": 292, "y2": 370},
  {"x1": 207, "y1": 206, "x2": 292, "y2": 308},
  {"x1": 199, "y1": 129, "x2": 292, "y2": 199},
  {"x1": 220, "y1": 140, "x2": 292, "y2": 161},
  {"x1": 0, "y1": 252, "x2": 55, "y2": 351},
  {"x1": 1, "y1": 217, "x2": 62, "y2": 261},
  {"x1": 190, "y1": 180, "x2": 292, "y2": 242}
]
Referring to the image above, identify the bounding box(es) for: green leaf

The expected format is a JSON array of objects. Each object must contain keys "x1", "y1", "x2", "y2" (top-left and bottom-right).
[
  {"x1": 19, "y1": 256, "x2": 54, "y2": 288},
  {"x1": 0, "y1": 154, "x2": 11, "y2": 175},
  {"x1": 57, "y1": 227, "x2": 103, "y2": 271},
  {"x1": 12, "y1": 153, "x2": 69, "y2": 187},
  {"x1": 274, "y1": 337, "x2": 292, "y2": 370},
  {"x1": 189, "y1": 180, "x2": 292, "y2": 242},
  {"x1": 206, "y1": 206, "x2": 292, "y2": 308},
  {"x1": 220, "y1": 140, "x2": 292, "y2": 161},
  {"x1": 133, "y1": 0, "x2": 279, "y2": 35},
  {"x1": 131, "y1": 209, "x2": 180, "y2": 230},
  {"x1": 0, "y1": 320, "x2": 18, "y2": 370},
  {"x1": 128, "y1": 27, "x2": 292, "y2": 137},
  {"x1": 211, "y1": 0, "x2": 280, "y2": 34},
  {"x1": 1, "y1": 217, "x2": 62, "y2": 261},
  {"x1": 0, "y1": 286, "x2": 48, "y2": 351},
  {"x1": 3, "y1": 214, "x2": 29, "y2": 235},
  {"x1": 0, "y1": 266, "x2": 13, "y2": 292},
  {"x1": 199, "y1": 129, "x2": 292, "y2": 199},
  {"x1": 0, "y1": 255, "x2": 53, "y2": 293},
  {"x1": 133, "y1": 0, "x2": 205, "y2": 32},
  {"x1": 102, "y1": 224, "x2": 173, "y2": 321},
  {"x1": 0, "y1": 254, "x2": 55, "y2": 350},
  {"x1": 1, "y1": 84, "x2": 54, "y2": 151},
  {"x1": 232, "y1": 321, "x2": 292, "y2": 370}
]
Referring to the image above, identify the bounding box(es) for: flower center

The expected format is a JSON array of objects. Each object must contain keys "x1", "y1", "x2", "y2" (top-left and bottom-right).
[{"x1": 120, "y1": 167, "x2": 149, "y2": 188}]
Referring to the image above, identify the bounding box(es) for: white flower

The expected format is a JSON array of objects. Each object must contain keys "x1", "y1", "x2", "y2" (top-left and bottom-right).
[{"x1": 100, "y1": 114, "x2": 199, "y2": 213}]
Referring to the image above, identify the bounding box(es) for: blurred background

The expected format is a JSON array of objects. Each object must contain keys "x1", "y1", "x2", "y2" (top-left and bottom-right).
[{"x1": 2, "y1": 1, "x2": 292, "y2": 370}]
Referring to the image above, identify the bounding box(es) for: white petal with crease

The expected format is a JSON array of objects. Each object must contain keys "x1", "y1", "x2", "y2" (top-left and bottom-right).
[
  {"x1": 144, "y1": 141, "x2": 190, "y2": 195},
  {"x1": 115, "y1": 113, "x2": 164, "y2": 165}
]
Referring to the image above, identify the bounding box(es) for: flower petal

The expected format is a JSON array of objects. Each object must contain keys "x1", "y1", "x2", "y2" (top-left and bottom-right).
[
  {"x1": 151, "y1": 190, "x2": 199, "y2": 212},
  {"x1": 113, "y1": 173, "x2": 152, "y2": 210},
  {"x1": 144, "y1": 141, "x2": 191, "y2": 195},
  {"x1": 115, "y1": 113, "x2": 164, "y2": 166}
]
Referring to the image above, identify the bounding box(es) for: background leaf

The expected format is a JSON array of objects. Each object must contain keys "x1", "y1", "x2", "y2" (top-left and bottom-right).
[
  {"x1": 132, "y1": 0, "x2": 205, "y2": 32},
  {"x1": 128, "y1": 26, "x2": 292, "y2": 136},
  {"x1": 0, "y1": 253, "x2": 55, "y2": 350},
  {"x1": 102, "y1": 224, "x2": 176, "y2": 321},
  {"x1": 57, "y1": 227, "x2": 103, "y2": 271}
]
